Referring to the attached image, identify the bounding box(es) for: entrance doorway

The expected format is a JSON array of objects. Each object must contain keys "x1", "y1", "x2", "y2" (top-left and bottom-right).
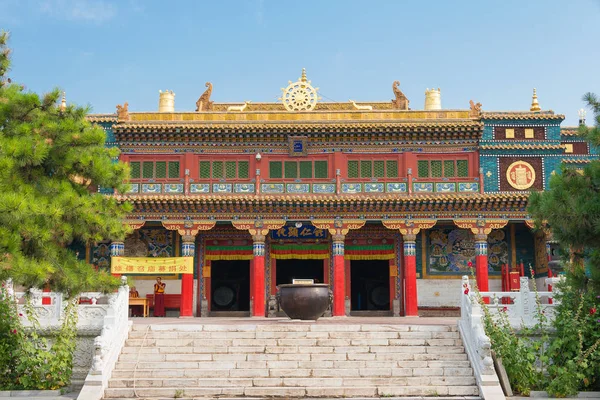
[
  {"x1": 351, "y1": 260, "x2": 390, "y2": 312},
  {"x1": 276, "y1": 259, "x2": 324, "y2": 286},
  {"x1": 211, "y1": 260, "x2": 250, "y2": 313}
]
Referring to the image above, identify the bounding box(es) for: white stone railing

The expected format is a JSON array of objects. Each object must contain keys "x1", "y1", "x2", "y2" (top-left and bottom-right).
[
  {"x1": 459, "y1": 275, "x2": 562, "y2": 399},
  {"x1": 78, "y1": 277, "x2": 132, "y2": 400}
]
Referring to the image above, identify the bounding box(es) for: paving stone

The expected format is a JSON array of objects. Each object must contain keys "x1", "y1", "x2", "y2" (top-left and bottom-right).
[
  {"x1": 243, "y1": 387, "x2": 306, "y2": 397},
  {"x1": 269, "y1": 368, "x2": 311, "y2": 377}
]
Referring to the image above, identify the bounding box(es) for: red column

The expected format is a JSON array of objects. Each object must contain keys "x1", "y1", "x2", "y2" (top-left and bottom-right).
[
  {"x1": 180, "y1": 274, "x2": 193, "y2": 317},
  {"x1": 180, "y1": 237, "x2": 196, "y2": 317},
  {"x1": 332, "y1": 234, "x2": 346, "y2": 316},
  {"x1": 475, "y1": 234, "x2": 489, "y2": 292},
  {"x1": 403, "y1": 234, "x2": 418, "y2": 317},
  {"x1": 251, "y1": 234, "x2": 266, "y2": 317}
]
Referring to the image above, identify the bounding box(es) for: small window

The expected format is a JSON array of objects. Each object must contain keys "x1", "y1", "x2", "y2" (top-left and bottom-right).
[
  {"x1": 374, "y1": 161, "x2": 385, "y2": 178},
  {"x1": 270, "y1": 161, "x2": 282, "y2": 179},
  {"x1": 155, "y1": 162, "x2": 167, "y2": 178},
  {"x1": 238, "y1": 161, "x2": 249, "y2": 179},
  {"x1": 360, "y1": 161, "x2": 372, "y2": 178},
  {"x1": 284, "y1": 161, "x2": 298, "y2": 178},
  {"x1": 314, "y1": 161, "x2": 328, "y2": 178},
  {"x1": 299, "y1": 161, "x2": 312, "y2": 178},
  {"x1": 142, "y1": 162, "x2": 154, "y2": 179},
  {"x1": 199, "y1": 161, "x2": 211, "y2": 178},
  {"x1": 443, "y1": 160, "x2": 455, "y2": 178},
  {"x1": 417, "y1": 160, "x2": 429, "y2": 178},
  {"x1": 457, "y1": 160, "x2": 469, "y2": 177},
  {"x1": 348, "y1": 161, "x2": 359, "y2": 178},
  {"x1": 130, "y1": 162, "x2": 140, "y2": 179},
  {"x1": 225, "y1": 161, "x2": 236, "y2": 179},
  {"x1": 431, "y1": 161, "x2": 442, "y2": 178},
  {"x1": 386, "y1": 160, "x2": 398, "y2": 178},
  {"x1": 212, "y1": 161, "x2": 223, "y2": 179},
  {"x1": 168, "y1": 162, "x2": 180, "y2": 178}
]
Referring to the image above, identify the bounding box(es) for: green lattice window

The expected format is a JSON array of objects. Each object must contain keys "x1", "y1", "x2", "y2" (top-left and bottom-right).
[
  {"x1": 360, "y1": 161, "x2": 372, "y2": 178},
  {"x1": 417, "y1": 161, "x2": 429, "y2": 178},
  {"x1": 199, "y1": 161, "x2": 210, "y2": 178},
  {"x1": 168, "y1": 162, "x2": 180, "y2": 178},
  {"x1": 270, "y1": 161, "x2": 282, "y2": 179},
  {"x1": 443, "y1": 160, "x2": 455, "y2": 178},
  {"x1": 212, "y1": 161, "x2": 224, "y2": 179},
  {"x1": 457, "y1": 160, "x2": 469, "y2": 177},
  {"x1": 348, "y1": 161, "x2": 359, "y2": 178},
  {"x1": 130, "y1": 162, "x2": 140, "y2": 179},
  {"x1": 155, "y1": 162, "x2": 167, "y2": 178},
  {"x1": 225, "y1": 161, "x2": 236, "y2": 179},
  {"x1": 284, "y1": 161, "x2": 298, "y2": 178},
  {"x1": 431, "y1": 161, "x2": 442, "y2": 178},
  {"x1": 142, "y1": 162, "x2": 154, "y2": 179},
  {"x1": 315, "y1": 161, "x2": 328, "y2": 178},
  {"x1": 238, "y1": 161, "x2": 249, "y2": 179},
  {"x1": 374, "y1": 161, "x2": 385, "y2": 178},
  {"x1": 299, "y1": 161, "x2": 312, "y2": 178},
  {"x1": 386, "y1": 160, "x2": 398, "y2": 178}
]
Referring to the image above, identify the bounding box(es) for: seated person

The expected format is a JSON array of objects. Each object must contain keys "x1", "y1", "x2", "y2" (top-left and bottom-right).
[
  {"x1": 130, "y1": 286, "x2": 140, "y2": 298},
  {"x1": 129, "y1": 286, "x2": 143, "y2": 317}
]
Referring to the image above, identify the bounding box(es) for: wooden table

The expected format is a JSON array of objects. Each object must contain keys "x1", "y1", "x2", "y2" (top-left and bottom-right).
[{"x1": 129, "y1": 297, "x2": 149, "y2": 317}]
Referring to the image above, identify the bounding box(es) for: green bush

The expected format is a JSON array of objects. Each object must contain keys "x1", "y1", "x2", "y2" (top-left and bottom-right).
[{"x1": 0, "y1": 284, "x2": 78, "y2": 390}]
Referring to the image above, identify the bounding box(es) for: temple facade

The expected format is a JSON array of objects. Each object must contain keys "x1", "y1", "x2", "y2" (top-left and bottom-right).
[{"x1": 86, "y1": 70, "x2": 597, "y2": 317}]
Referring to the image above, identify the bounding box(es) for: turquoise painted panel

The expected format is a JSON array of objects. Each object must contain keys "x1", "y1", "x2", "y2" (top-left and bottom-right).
[
  {"x1": 126, "y1": 183, "x2": 139, "y2": 193},
  {"x1": 142, "y1": 183, "x2": 161, "y2": 193},
  {"x1": 234, "y1": 183, "x2": 255, "y2": 193},
  {"x1": 286, "y1": 183, "x2": 310, "y2": 193},
  {"x1": 313, "y1": 183, "x2": 335, "y2": 194},
  {"x1": 164, "y1": 184, "x2": 184, "y2": 194},
  {"x1": 262, "y1": 183, "x2": 284, "y2": 193},
  {"x1": 480, "y1": 156, "x2": 499, "y2": 192},
  {"x1": 213, "y1": 183, "x2": 232, "y2": 193},
  {"x1": 458, "y1": 182, "x2": 479, "y2": 192},
  {"x1": 482, "y1": 125, "x2": 494, "y2": 140},
  {"x1": 544, "y1": 157, "x2": 563, "y2": 190},
  {"x1": 342, "y1": 183, "x2": 362, "y2": 193},
  {"x1": 364, "y1": 183, "x2": 384, "y2": 193},
  {"x1": 546, "y1": 125, "x2": 562, "y2": 141},
  {"x1": 435, "y1": 182, "x2": 456, "y2": 193},
  {"x1": 190, "y1": 183, "x2": 210, "y2": 193},
  {"x1": 413, "y1": 182, "x2": 433, "y2": 193},
  {"x1": 386, "y1": 183, "x2": 407, "y2": 193}
]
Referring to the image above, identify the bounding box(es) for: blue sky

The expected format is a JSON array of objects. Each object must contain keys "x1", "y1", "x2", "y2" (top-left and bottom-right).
[{"x1": 2, "y1": 0, "x2": 599, "y2": 125}]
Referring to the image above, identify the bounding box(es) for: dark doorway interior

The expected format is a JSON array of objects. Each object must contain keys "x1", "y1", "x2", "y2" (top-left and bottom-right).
[
  {"x1": 276, "y1": 259, "x2": 324, "y2": 286},
  {"x1": 351, "y1": 260, "x2": 390, "y2": 311},
  {"x1": 211, "y1": 260, "x2": 250, "y2": 312}
]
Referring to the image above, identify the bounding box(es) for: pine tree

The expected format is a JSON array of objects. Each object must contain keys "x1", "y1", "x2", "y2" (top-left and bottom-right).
[
  {"x1": 0, "y1": 31, "x2": 131, "y2": 295},
  {"x1": 528, "y1": 92, "x2": 600, "y2": 293}
]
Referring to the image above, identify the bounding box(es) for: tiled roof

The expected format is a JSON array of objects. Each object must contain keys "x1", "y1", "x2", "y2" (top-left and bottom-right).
[
  {"x1": 562, "y1": 158, "x2": 593, "y2": 164},
  {"x1": 561, "y1": 126, "x2": 582, "y2": 136},
  {"x1": 87, "y1": 114, "x2": 118, "y2": 123},
  {"x1": 480, "y1": 143, "x2": 564, "y2": 150},
  {"x1": 481, "y1": 111, "x2": 565, "y2": 120}
]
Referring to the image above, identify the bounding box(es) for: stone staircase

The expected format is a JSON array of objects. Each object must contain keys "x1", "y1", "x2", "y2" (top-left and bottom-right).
[{"x1": 104, "y1": 322, "x2": 479, "y2": 399}]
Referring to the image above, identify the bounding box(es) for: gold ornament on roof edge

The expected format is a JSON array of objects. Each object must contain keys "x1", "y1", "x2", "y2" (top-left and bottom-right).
[{"x1": 279, "y1": 68, "x2": 321, "y2": 112}]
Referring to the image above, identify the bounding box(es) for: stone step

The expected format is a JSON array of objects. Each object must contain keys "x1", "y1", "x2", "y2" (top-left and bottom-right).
[
  {"x1": 126, "y1": 329, "x2": 461, "y2": 340},
  {"x1": 108, "y1": 375, "x2": 476, "y2": 388},
  {"x1": 104, "y1": 384, "x2": 477, "y2": 398},
  {"x1": 129, "y1": 323, "x2": 458, "y2": 333}
]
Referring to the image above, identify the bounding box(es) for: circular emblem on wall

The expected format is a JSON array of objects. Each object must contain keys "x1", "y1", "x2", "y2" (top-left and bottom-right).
[{"x1": 506, "y1": 161, "x2": 536, "y2": 190}]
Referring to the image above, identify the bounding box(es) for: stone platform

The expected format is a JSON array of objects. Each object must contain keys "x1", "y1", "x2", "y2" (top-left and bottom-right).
[{"x1": 103, "y1": 317, "x2": 480, "y2": 399}]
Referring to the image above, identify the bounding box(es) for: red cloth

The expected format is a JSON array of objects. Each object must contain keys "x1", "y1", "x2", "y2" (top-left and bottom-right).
[{"x1": 154, "y1": 293, "x2": 165, "y2": 317}]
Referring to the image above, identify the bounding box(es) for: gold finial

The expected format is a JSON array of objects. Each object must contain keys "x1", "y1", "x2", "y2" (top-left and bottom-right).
[
  {"x1": 530, "y1": 88, "x2": 541, "y2": 112},
  {"x1": 300, "y1": 68, "x2": 307, "y2": 82},
  {"x1": 59, "y1": 91, "x2": 66, "y2": 111}
]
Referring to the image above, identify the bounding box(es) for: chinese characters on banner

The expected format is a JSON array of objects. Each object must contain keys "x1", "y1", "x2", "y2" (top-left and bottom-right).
[
  {"x1": 271, "y1": 225, "x2": 327, "y2": 240},
  {"x1": 111, "y1": 257, "x2": 193, "y2": 274}
]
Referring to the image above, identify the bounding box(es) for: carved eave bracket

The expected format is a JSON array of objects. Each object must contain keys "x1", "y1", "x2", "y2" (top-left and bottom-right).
[
  {"x1": 231, "y1": 219, "x2": 286, "y2": 236},
  {"x1": 124, "y1": 220, "x2": 146, "y2": 230},
  {"x1": 161, "y1": 220, "x2": 217, "y2": 238},
  {"x1": 382, "y1": 219, "x2": 436, "y2": 239},
  {"x1": 311, "y1": 219, "x2": 366, "y2": 236},
  {"x1": 453, "y1": 218, "x2": 509, "y2": 236}
]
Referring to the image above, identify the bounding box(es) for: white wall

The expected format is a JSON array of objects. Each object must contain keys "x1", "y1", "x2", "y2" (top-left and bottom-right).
[
  {"x1": 130, "y1": 278, "x2": 182, "y2": 297},
  {"x1": 417, "y1": 278, "x2": 502, "y2": 308}
]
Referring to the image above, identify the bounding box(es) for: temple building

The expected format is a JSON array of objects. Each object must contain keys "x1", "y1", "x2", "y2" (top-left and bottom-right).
[{"x1": 86, "y1": 70, "x2": 598, "y2": 317}]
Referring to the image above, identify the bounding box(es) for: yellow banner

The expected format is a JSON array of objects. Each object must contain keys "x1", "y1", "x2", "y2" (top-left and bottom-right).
[{"x1": 111, "y1": 257, "x2": 193, "y2": 274}]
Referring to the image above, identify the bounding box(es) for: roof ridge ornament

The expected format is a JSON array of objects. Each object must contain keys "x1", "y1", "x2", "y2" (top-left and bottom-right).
[
  {"x1": 279, "y1": 68, "x2": 321, "y2": 112},
  {"x1": 530, "y1": 88, "x2": 541, "y2": 112}
]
